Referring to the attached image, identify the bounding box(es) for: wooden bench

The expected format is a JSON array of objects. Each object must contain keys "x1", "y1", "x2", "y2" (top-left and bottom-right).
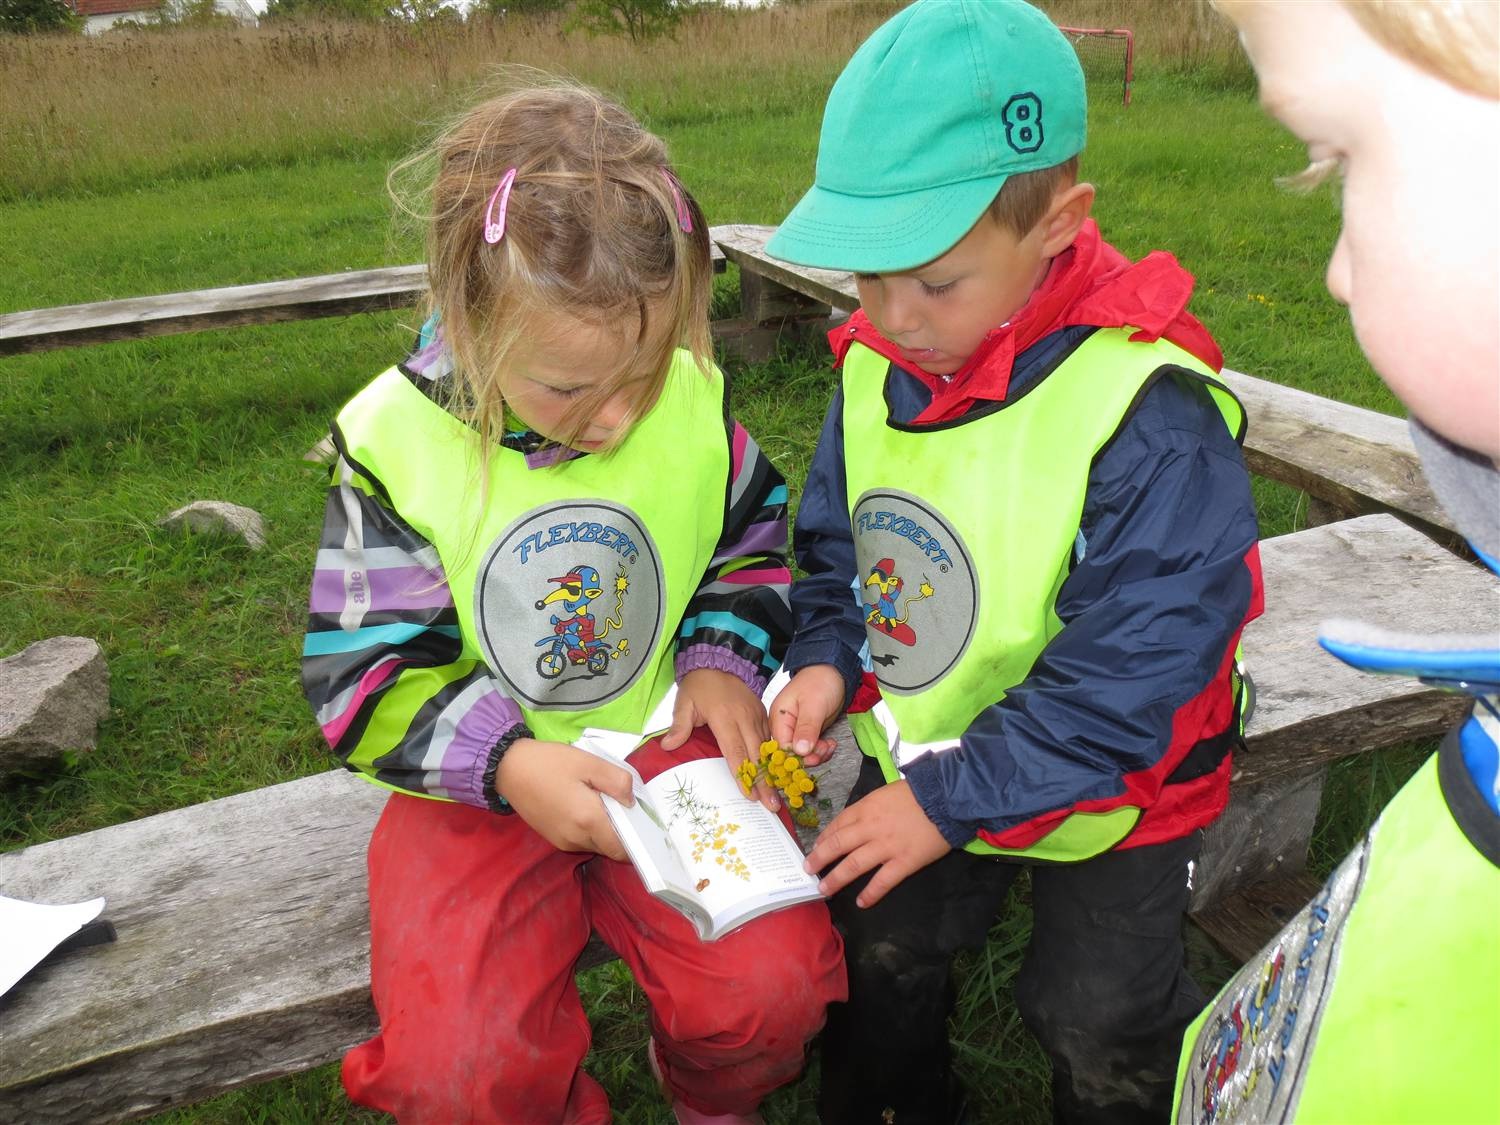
[
  {"x1": 3, "y1": 513, "x2": 1492, "y2": 1123},
  {"x1": 0, "y1": 243, "x2": 724, "y2": 358}
]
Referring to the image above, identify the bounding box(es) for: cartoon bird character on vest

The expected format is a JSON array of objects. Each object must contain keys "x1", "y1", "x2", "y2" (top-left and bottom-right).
[
  {"x1": 534, "y1": 563, "x2": 631, "y2": 667},
  {"x1": 862, "y1": 557, "x2": 936, "y2": 647}
]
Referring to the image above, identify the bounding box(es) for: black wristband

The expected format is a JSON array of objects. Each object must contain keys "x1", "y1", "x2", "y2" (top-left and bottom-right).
[{"x1": 483, "y1": 723, "x2": 533, "y2": 815}]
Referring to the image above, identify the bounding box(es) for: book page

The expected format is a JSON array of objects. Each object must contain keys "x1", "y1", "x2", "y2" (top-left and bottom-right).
[
  {"x1": 588, "y1": 754, "x2": 696, "y2": 901},
  {"x1": 641, "y1": 758, "x2": 821, "y2": 934},
  {"x1": 576, "y1": 724, "x2": 823, "y2": 939}
]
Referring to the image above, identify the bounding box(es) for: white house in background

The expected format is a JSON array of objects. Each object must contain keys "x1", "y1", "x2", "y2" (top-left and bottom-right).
[
  {"x1": 70, "y1": 0, "x2": 258, "y2": 32},
  {"x1": 214, "y1": 0, "x2": 257, "y2": 20},
  {"x1": 70, "y1": 0, "x2": 161, "y2": 32}
]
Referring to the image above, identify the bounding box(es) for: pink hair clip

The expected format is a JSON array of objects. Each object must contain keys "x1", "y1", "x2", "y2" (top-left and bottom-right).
[
  {"x1": 482, "y1": 167, "x2": 518, "y2": 245},
  {"x1": 662, "y1": 168, "x2": 693, "y2": 234}
]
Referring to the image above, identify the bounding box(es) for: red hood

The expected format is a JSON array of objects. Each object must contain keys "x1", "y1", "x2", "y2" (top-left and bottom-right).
[{"x1": 829, "y1": 219, "x2": 1224, "y2": 425}]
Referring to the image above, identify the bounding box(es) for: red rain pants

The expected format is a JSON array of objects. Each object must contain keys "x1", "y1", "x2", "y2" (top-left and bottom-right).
[{"x1": 342, "y1": 730, "x2": 847, "y2": 1123}]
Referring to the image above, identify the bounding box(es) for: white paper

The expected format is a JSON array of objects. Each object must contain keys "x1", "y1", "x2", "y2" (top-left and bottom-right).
[
  {"x1": 0, "y1": 894, "x2": 106, "y2": 998},
  {"x1": 760, "y1": 667, "x2": 791, "y2": 708}
]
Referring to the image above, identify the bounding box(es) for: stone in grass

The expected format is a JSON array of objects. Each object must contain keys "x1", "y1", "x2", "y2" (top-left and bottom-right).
[
  {"x1": 0, "y1": 637, "x2": 110, "y2": 782},
  {"x1": 158, "y1": 500, "x2": 267, "y2": 551},
  {"x1": 303, "y1": 432, "x2": 336, "y2": 465}
]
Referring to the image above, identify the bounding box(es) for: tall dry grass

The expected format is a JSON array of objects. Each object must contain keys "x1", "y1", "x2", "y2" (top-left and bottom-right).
[
  {"x1": 2, "y1": 0, "x2": 1249, "y2": 203},
  {"x1": 0, "y1": 2, "x2": 893, "y2": 201},
  {"x1": 1043, "y1": 0, "x2": 1247, "y2": 72}
]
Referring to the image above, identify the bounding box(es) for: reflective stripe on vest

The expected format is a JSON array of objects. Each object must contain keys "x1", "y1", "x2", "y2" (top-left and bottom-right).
[
  {"x1": 841, "y1": 328, "x2": 1245, "y2": 859},
  {"x1": 334, "y1": 351, "x2": 728, "y2": 744}
]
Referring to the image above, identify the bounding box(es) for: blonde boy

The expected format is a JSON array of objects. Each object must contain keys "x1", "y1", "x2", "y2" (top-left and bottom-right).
[{"x1": 1173, "y1": 2, "x2": 1499, "y2": 1122}]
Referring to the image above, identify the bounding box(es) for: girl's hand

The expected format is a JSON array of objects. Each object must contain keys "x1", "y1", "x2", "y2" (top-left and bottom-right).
[
  {"x1": 661, "y1": 669, "x2": 778, "y2": 811},
  {"x1": 769, "y1": 665, "x2": 844, "y2": 767},
  {"x1": 495, "y1": 738, "x2": 635, "y2": 860}
]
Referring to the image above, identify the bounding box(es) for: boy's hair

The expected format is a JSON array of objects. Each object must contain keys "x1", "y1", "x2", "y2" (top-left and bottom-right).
[
  {"x1": 1216, "y1": 0, "x2": 1498, "y2": 97},
  {"x1": 391, "y1": 74, "x2": 713, "y2": 456},
  {"x1": 987, "y1": 155, "x2": 1081, "y2": 238}
]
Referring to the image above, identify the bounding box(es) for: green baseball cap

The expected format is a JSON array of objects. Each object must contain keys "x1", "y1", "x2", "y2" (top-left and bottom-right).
[{"x1": 768, "y1": 0, "x2": 1087, "y2": 273}]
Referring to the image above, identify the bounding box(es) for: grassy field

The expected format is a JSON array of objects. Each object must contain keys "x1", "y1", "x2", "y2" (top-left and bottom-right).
[{"x1": 0, "y1": 3, "x2": 1427, "y2": 1122}]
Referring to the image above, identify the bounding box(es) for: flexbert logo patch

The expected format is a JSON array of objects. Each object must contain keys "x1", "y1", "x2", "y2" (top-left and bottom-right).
[
  {"x1": 851, "y1": 490, "x2": 977, "y2": 694},
  {"x1": 474, "y1": 501, "x2": 663, "y2": 710}
]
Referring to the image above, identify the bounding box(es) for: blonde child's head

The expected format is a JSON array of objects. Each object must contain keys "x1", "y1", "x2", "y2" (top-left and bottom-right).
[
  {"x1": 1219, "y1": 0, "x2": 1499, "y2": 459},
  {"x1": 395, "y1": 76, "x2": 713, "y2": 454}
]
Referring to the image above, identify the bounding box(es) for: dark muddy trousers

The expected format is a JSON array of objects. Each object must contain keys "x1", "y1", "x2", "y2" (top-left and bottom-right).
[{"x1": 818, "y1": 756, "x2": 1206, "y2": 1125}]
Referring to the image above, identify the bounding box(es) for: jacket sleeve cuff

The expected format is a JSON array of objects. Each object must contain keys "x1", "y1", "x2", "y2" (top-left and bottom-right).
[
  {"x1": 903, "y1": 754, "x2": 975, "y2": 848},
  {"x1": 675, "y1": 644, "x2": 768, "y2": 697},
  {"x1": 479, "y1": 721, "x2": 533, "y2": 815},
  {"x1": 784, "y1": 638, "x2": 863, "y2": 711}
]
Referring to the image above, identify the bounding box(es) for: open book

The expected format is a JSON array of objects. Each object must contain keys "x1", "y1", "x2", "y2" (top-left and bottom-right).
[{"x1": 576, "y1": 719, "x2": 823, "y2": 941}]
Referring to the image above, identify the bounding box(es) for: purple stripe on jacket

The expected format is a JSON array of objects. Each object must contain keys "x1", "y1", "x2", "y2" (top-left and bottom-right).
[
  {"x1": 310, "y1": 565, "x2": 455, "y2": 615},
  {"x1": 439, "y1": 688, "x2": 526, "y2": 806},
  {"x1": 718, "y1": 516, "x2": 788, "y2": 561},
  {"x1": 676, "y1": 644, "x2": 768, "y2": 695}
]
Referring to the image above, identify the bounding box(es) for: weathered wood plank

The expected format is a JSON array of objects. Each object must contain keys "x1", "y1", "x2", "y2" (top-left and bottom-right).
[
  {"x1": 1232, "y1": 515, "x2": 1483, "y2": 782},
  {"x1": 1185, "y1": 512, "x2": 1494, "y2": 935},
  {"x1": 710, "y1": 224, "x2": 1455, "y2": 541},
  {"x1": 1216, "y1": 367, "x2": 1455, "y2": 540},
  {"x1": 0, "y1": 770, "x2": 384, "y2": 1124},
  {"x1": 1190, "y1": 766, "x2": 1326, "y2": 913},
  {"x1": 0, "y1": 266, "x2": 430, "y2": 356},
  {"x1": 711, "y1": 314, "x2": 837, "y2": 367},
  {"x1": 712, "y1": 223, "x2": 858, "y2": 311},
  {"x1": 739, "y1": 268, "x2": 832, "y2": 325},
  {"x1": 1190, "y1": 872, "x2": 1326, "y2": 966},
  {"x1": 0, "y1": 244, "x2": 725, "y2": 357}
]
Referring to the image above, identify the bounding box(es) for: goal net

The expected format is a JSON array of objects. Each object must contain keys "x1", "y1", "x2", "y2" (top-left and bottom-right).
[{"x1": 1060, "y1": 26, "x2": 1135, "y2": 107}]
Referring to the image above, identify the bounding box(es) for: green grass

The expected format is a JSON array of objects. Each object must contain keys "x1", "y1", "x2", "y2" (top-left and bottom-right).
[{"x1": 0, "y1": 9, "x2": 1429, "y2": 1122}]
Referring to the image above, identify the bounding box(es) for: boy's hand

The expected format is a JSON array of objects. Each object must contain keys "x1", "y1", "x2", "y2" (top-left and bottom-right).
[
  {"x1": 769, "y1": 665, "x2": 844, "y2": 767},
  {"x1": 804, "y1": 781, "x2": 951, "y2": 908},
  {"x1": 495, "y1": 738, "x2": 634, "y2": 861},
  {"x1": 661, "y1": 668, "x2": 778, "y2": 811}
]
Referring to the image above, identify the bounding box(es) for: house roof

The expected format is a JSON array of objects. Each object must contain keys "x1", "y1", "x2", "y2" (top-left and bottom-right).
[{"x1": 72, "y1": 0, "x2": 161, "y2": 15}]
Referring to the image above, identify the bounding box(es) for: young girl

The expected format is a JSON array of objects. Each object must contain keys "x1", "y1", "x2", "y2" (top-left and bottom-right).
[{"x1": 302, "y1": 80, "x2": 845, "y2": 1125}]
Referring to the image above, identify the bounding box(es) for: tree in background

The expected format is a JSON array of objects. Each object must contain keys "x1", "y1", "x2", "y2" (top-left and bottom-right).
[
  {"x1": 0, "y1": 0, "x2": 82, "y2": 33},
  {"x1": 154, "y1": 0, "x2": 240, "y2": 27},
  {"x1": 385, "y1": 0, "x2": 462, "y2": 22},
  {"x1": 569, "y1": 0, "x2": 685, "y2": 42},
  {"x1": 477, "y1": 0, "x2": 567, "y2": 15},
  {"x1": 262, "y1": 0, "x2": 387, "y2": 21}
]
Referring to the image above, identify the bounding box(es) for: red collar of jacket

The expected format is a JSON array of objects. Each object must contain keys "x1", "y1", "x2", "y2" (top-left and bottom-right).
[{"x1": 828, "y1": 219, "x2": 1224, "y2": 425}]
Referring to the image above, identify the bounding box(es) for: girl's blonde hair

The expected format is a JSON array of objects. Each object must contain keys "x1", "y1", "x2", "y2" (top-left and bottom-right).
[
  {"x1": 1215, "y1": 0, "x2": 1498, "y2": 98},
  {"x1": 1342, "y1": 0, "x2": 1498, "y2": 98},
  {"x1": 391, "y1": 74, "x2": 714, "y2": 457}
]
